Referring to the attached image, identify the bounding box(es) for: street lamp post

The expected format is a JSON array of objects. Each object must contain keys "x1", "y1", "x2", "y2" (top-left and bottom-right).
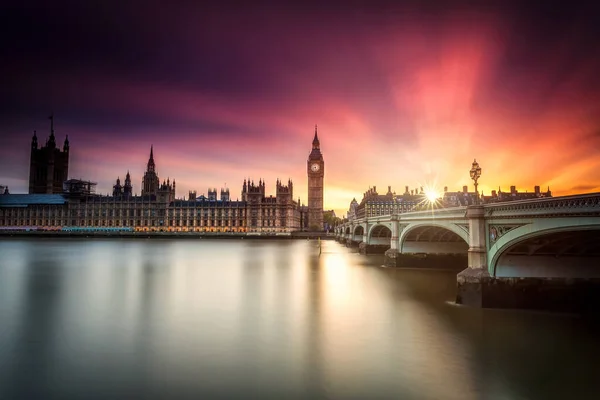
[{"x1": 470, "y1": 159, "x2": 482, "y2": 204}]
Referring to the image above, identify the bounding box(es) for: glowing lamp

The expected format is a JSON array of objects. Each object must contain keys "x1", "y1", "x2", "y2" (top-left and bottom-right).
[{"x1": 469, "y1": 159, "x2": 482, "y2": 204}]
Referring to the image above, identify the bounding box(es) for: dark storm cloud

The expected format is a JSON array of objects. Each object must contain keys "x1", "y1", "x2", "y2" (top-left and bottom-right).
[
  {"x1": 4, "y1": 1, "x2": 599, "y2": 118},
  {"x1": 485, "y1": 2, "x2": 600, "y2": 109}
]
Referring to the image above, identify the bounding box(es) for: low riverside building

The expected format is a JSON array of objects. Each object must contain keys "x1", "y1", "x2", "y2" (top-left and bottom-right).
[
  {"x1": 485, "y1": 185, "x2": 552, "y2": 202},
  {"x1": 442, "y1": 186, "x2": 478, "y2": 207},
  {"x1": 348, "y1": 184, "x2": 554, "y2": 218},
  {"x1": 0, "y1": 147, "x2": 301, "y2": 234},
  {"x1": 355, "y1": 186, "x2": 424, "y2": 218},
  {"x1": 443, "y1": 185, "x2": 552, "y2": 206},
  {"x1": 0, "y1": 181, "x2": 301, "y2": 234}
]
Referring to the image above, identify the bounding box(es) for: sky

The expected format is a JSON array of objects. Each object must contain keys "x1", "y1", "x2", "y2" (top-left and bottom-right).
[{"x1": 1, "y1": 0, "x2": 599, "y2": 217}]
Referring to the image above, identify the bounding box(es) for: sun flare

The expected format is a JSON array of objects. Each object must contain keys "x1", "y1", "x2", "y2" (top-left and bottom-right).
[{"x1": 425, "y1": 189, "x2": 440, "y2": 203}]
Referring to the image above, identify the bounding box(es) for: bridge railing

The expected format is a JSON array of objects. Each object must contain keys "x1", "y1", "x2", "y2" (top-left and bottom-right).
[
  {"x1": 338, "y1": 206, "x2": 468, "y2": 226},
  {"x1": 339, "y1": 193, "x2": 600, "y2": 228},
  {"x1": 485, "y1": 192, "x2": 600, "y2": 216},
  {"x1": 395, "y1": 206, "x2": 467, "y2": 219}
]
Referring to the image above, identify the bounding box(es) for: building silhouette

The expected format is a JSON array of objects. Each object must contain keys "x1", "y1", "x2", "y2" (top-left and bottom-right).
[
  {"x1": 28, "y1": 115, "x2": 69, "y2": 194},
  {"x1": 1, "y1": 125, "x2": 326, "y2": 234}
]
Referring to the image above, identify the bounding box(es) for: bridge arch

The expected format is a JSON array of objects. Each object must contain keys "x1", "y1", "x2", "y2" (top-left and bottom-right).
[
  {"x1": 398, "y1": 221, "x2": 469, "y2": 248},
  {"x1": 367, "y1": 224, "x2": 392, "y2": 245},
  {"x1": 399, "y1": 222, "x2": 469, "y2": 254},
  {"x1": 352, "y1": 225, "x2": 364, "y2": 241},
  {"x1": 489, "y1": 219, "x2": 600, "y2": 278}
]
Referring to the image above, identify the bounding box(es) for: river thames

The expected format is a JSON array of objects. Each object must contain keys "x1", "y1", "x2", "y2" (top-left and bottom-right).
[{"x1": 0, "y1": 238, "x2": 599, "y2": 399}]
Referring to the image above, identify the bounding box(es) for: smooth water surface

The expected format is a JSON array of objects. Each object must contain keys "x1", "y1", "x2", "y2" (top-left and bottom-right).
[{"x1": 0, "y1": 238, "x2": 599, "y2": 399}]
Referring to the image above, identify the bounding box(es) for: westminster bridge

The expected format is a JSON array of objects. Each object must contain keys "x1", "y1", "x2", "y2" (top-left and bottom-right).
[{"x1": 334, "y1": 193, "x2": 600, "y2": 310}]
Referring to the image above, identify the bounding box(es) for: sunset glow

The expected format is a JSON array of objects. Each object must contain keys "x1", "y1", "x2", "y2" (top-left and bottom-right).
[{"x1": 1, "y1": 1, "x2": 599, "y2": 217}]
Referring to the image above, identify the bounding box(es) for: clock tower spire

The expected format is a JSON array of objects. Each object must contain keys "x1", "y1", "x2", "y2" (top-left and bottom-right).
[{"x1": 307, "y1": 124, "x2": 324, "y2": 231}]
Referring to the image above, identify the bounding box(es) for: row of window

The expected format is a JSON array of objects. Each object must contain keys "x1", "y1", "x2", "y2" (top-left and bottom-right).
[
  {"x1": 2, "y1": 216, "x2": 299, "y2": 228},
  {"x1": 1, "y1": 219, "x2": 247, "y2": 228},
  {"x1": 3, "y1": 207, "x2": 292, "y2": 218}
]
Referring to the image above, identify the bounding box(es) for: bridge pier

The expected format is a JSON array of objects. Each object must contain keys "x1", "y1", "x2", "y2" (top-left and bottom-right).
[
  {"x1": 359, "y1": 242, "x2": 389, "y2": 255},
  {"x1": 458, "y1": 275, "x2": 600, "y2": 312},
  {"x1": 385, "y1": 252, "x2": 468, "y2": 268},
  {"x1": 384, "y1": 216, "x2": 400, "y2": 266},
  {"x1": 345, "y1": 238, "x2": 359, "y2": 248},
  {"x1": 456, "y1": 205, "x2": 490, "y2": 308}
]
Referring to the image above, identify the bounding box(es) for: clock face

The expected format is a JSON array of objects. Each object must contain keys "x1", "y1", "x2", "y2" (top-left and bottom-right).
[{"x1": 311, "y1": 163, "x2": 320, "y2": 172}]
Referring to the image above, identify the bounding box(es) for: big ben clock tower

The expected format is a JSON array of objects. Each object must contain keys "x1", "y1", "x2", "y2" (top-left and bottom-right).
[{"x1": 307, "y1": 125, "x2": 324, "y2": 231}]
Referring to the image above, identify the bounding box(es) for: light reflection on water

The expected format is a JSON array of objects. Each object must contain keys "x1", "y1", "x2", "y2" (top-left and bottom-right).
[{"x1": 0, "y1": 238, "x2": 599, "y2": 399}]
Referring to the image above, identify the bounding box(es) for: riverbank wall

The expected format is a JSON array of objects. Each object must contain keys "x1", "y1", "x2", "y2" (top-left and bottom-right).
[
  {"x1": 0, "y1": 231, "x2": 335, "y2": 240},
  {"x1": 456, "y1": 268, "x2": 600, "y2": 313}
]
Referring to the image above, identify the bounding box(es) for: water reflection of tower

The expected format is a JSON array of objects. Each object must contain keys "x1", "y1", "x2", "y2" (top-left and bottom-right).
[
  {"x1": 236, "y1": 241, "x2": 268, "y2": 393},
  {"x1": 303, "y1": 242, "x2": 327, "y2": 396},
  {"x1": 235, "y1": 241, "x2": 328, "y2": 396},
  {"x1": 129, "y1": 241, "x2": 173, "y2": 397},
  {"x1": 2, "y1": 248, "x2": 64, "y2": 398}
]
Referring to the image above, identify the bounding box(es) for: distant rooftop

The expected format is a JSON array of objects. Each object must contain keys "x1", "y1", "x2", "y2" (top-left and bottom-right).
[{"x1": 0, "y1": 194, "x2": 67, "y2": 207}]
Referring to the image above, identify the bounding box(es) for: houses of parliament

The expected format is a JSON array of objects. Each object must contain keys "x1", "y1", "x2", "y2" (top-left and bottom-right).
[{"x1": 0, "y1": 119, "x2": 326, "y2": 234}]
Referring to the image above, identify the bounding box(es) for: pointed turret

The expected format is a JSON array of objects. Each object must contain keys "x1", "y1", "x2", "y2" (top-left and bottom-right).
[
  {"x1": 63, "y1": 135, "x2": 69, "y2": 152},
  {"x1": 312, "y1": 124, "x2": 320, "y2": 149},
  {"x1": 48, "y1": 114, "x2": 56, "y2": 148},
  {"x1": 123, "y1": 170, "x2": 133, "y2": 197},
  {"x1": 113, "y1": 176, "x2": 123, "y2": 197},
  {"x1": 308, "y1": 124, "x2": 323, "y2": 161},
  {"x1": 147, "y1": 145, "x2": 156, "y2": 172}
]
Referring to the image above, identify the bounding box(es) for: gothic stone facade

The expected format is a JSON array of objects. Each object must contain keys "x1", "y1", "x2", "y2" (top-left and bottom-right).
[
  {"x1": 2, "y1": 126, "x2": 321, "y2": 234},
  {"x1": 0, "y1": 182, "x2": 301, "y2": 233}
]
